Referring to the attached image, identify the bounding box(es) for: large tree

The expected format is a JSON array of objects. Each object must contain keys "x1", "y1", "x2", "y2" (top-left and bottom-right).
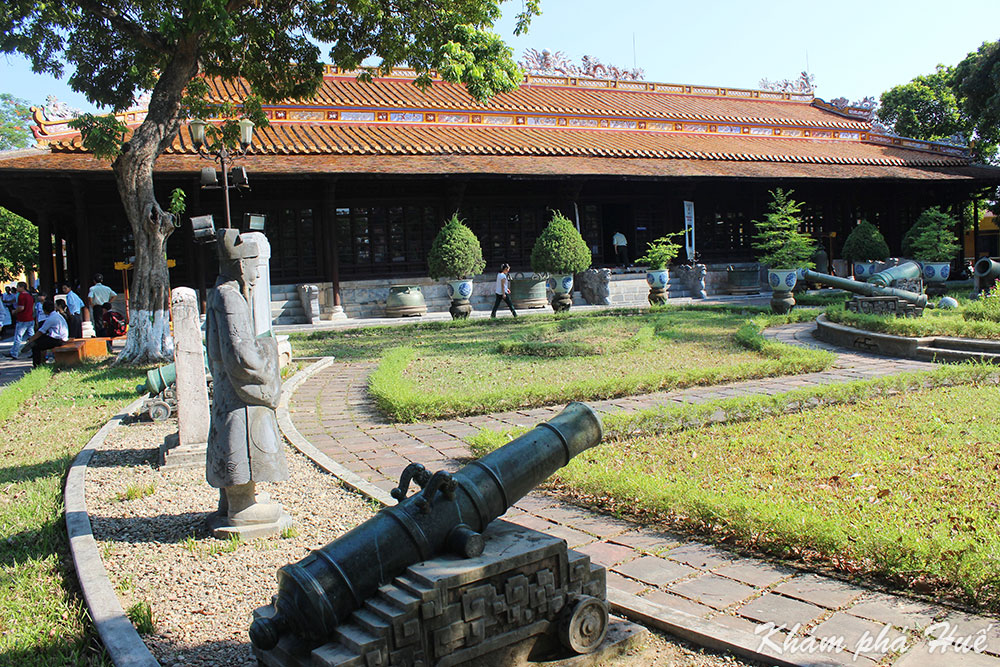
[
  {"x1": 953, "y1": 39, "x2": 1000, "y2": 160},
  {"x1": 0, "y1": 208, "x2": 38, "y2": 282},
  {"x1": 0, "y1": 93, "x2": 33, "y2": 151},
  {"x1": 1, "y1": 1, "x2": 537, "y2": 363},
  {"x1": 877, "y1": 66, "x2": 969, "y2": 143}
]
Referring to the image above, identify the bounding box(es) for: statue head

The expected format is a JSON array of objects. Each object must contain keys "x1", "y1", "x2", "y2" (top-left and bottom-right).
[{"x1": 217, "y1": 229, "x2": 265, "y2": 294}]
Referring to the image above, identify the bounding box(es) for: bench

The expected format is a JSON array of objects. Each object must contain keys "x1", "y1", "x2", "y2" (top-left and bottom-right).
[{"x1": 53, "y1": 337, "x2": 112, "y2": 365}]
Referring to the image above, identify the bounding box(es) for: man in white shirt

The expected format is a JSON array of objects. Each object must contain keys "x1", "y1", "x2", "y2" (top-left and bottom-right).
[
  {"x1": 490, "y1": 263, "x2": 517, "y2": 319},
  {"x1": 612, "y1": 231, "x2": 628, "y2": 268},
  {"x1": 25, "y1": 300, "x2": 69, "y2": 367},
  {"x1": 88, "y1": 273, "x2": 117, "y2": 337}
]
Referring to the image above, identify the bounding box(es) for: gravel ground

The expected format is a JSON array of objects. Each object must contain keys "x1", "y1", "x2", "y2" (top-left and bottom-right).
[{"x1": 85, "y1": 417, "x2": 757, "y2": 667}]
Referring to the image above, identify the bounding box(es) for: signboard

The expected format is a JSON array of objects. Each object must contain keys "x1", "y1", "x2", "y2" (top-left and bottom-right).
[{"x1": 683, "y1": 201, "x2": 696, "y2": 261}]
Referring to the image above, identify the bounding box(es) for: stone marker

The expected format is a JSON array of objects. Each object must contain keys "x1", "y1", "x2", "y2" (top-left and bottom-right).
[{"x1": 159, "y1": 287, "x2": 211, "y2": 470}]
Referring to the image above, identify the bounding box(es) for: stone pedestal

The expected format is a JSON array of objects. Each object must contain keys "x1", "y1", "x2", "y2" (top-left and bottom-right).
[
  {"x1": 297, "y1": 284, "x2": 321, "y2": 324},
  {"x1": 449, "y1": 298, "x2": 472, "y2": 319},
  {"x1": 206, "y1": 505, "x2": 293, "y2": 540},
  {"x1": 551, "y1": 293, "x2": 573, "y2": 312},
  {"x1": 252, "y1": 521, "x2": 645, "y2": 667},
  {"x1": 647, "y1": 287, "x2": 667, "y2": 306},
  {"x1": 770, "y1": 290, "x2": 795, "y2": 314}
]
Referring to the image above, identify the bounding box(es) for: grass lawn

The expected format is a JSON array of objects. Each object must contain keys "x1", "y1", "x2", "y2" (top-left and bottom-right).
[
  {"x1": 292, "y1": 306, "x2": 834, "y2": 421},
  {"x1": 538, "y1": 380, "x2": 1000, "y2": 609},
  {"x1": 0, "y1": 363, "x2": 142, "y2": 666},
  {"x1": 825, "y1": 304, "x2": 1000, "y2": 339}
]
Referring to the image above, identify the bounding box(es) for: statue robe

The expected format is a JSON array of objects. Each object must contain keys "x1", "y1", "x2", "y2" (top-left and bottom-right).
[{"x1": 205, "y1": 278, "x2": 288, "y2": 487}]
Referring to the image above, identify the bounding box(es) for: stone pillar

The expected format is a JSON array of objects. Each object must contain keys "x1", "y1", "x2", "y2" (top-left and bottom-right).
[
  {"x1": 297, "y1": 284, "x2": 320, "y2": 324},
  {"x1": 160, "y1": 287, "x2": 210, "y2": 469}
]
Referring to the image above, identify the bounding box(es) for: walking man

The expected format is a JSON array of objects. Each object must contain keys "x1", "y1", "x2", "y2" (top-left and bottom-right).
[
  {"x1": 612, "y1": 230, "x2": 629, "y2": 268},
  {"x1": 9, "y1": 282, "x2": 35, "y2": 358},
  {"x1": 490, "y1": 263, "x2": 517, "y2": 319},
  {"x1": 88, "y1": 273, "x2": 117, "y2": 337}
]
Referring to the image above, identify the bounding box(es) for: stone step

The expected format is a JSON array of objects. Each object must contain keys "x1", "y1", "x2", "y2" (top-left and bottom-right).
[
  {"x1": 363, "y1": 597, "x2": 408, "y2": 623},
  {"x1": 927, "y1": 336, "x2": 1000, "y2": 353},
  {"x1": 916, "y1": 346, "x2": 1000, "y2": 363},
  {"x1": 350, "y1": 609, "x2": 391, "y2": 639},
  {"x1": 270, "y1": 298, "x2": 301, "y2": 310},
  {"x1": 273, "y1": 316, "x2": 307, "y2": 326},
  {"x1": 333, "y1": 624, "x2": 380, "y2": 654},
  {"x1": 310, "y1": 643, "x2": 364, "y2": 667},
  {"x1": 272, "y1": 304, "x2": 304, "y2": 315},
  {"x1": 393, "y1": 574, "x2": 433, "y2": 597},
  {"x1": 377, "y1": 584, "x2": 421, "y2": 611}
]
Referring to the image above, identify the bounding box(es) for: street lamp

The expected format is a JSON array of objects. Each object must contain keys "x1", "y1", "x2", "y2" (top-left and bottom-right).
[{"x1": 188, "y1": 117, "x2": 255, "y2": 229}]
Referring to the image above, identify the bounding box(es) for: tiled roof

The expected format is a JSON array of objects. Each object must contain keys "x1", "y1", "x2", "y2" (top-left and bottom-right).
[{"x1": 19, "y1": 68, "x2": 987, "y2": 176}]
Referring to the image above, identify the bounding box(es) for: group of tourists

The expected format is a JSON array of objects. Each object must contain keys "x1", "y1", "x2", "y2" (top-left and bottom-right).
[{"x1": 2, "y1": 274, "x2": 119, "y2": 367}]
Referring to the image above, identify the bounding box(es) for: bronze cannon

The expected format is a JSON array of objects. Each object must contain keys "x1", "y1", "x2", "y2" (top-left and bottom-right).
[
  {"x1": 249, "y1": 402, "x2": 604, "y2": 652},
  {"x1": 801, "y1": 269, "x2": 928, "y2": 316},
  {"x1": 975, "y1": 257, "x2": 1000, "y2": 295}
]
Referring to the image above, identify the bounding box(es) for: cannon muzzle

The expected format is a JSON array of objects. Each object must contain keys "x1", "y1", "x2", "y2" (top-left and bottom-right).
[
  {"x1": 975, "y1": 257, "x2": 1000, "y2": 281},
  {"x1": 801, "y1": 269, "x2": 928, "y2": 309},
  {"x1": 249, "y1": 401, "x2": 603, "y2": 650},
  {"x1": 137, "y1": 363, "x2": 176, "y2": 396}
]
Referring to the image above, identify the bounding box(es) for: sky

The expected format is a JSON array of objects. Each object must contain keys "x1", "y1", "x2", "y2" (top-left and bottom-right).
[{"x1": 2, "y1": 0, "x2": 1000, "y2": 114}]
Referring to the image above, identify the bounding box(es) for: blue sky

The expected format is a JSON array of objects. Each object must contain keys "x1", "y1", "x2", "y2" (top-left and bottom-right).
[{"x1": 3, "y1": 0, "x2": 1000, "y2": 113}]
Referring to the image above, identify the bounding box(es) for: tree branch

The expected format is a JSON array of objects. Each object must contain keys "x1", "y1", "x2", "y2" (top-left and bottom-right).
[{"x1": 64, "y1": 0, "x2": 171, "y2": 54}]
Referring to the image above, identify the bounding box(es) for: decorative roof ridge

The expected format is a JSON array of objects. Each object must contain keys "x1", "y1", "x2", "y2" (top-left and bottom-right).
[{"x1": 319, "y1": 65, "x2": 817, "y2": 104}]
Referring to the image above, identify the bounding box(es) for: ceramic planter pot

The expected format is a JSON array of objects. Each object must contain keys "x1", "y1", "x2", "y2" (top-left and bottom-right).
[
  {"x1": 550, "y1": 274, "x2": 574, "y2": 295},
  {"x1": 921, "y1": 261, "x2": 951, "y2": 283},
  {"x1": 768, "y1": 269, "x2": 798, "y2": 314},
  {"x1": 853, "y1": 262, "x2": 880, "y2": 279},
  {"x1": 385, "y1": 285, "x2": 427, "y2": 317},
  {"x1": 645, "y1": 268, "x2": 669, "y2": 290},
  {"x1": 510, "y1": 273, "x2": 548, "y2": 309},
  {"x1": 446, "y1": 279, "x2": 474, "y2": 300}
]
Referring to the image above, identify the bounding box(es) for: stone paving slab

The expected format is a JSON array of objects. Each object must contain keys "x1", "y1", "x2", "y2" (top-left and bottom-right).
[{"x1": 282, "y1": 322, "x2": 1000, "y2": 667}]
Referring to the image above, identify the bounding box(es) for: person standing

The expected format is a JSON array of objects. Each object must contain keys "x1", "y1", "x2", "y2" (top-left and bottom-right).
[
  {"x1": 490, "y1": 263, "x2": 517, "y2": 319},
  {"x1": 25, "y1": 300, "x2": 69, "y2": 367},
  {"x1": 9, "y1": 282, "x2": 35, "y2": 358},
  {"x1": 88, "y1": 273, "x2": 117, "y2": 337},
  {"x1": 612, "y1": 231, "x2": 629, "y2": 268},
  {"x1": 60, "y1": 283, "x2": 84, "y2": 338}
]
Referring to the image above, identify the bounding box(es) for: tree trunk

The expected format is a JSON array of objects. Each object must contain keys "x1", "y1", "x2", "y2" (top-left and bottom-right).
[{"x1": 112, "y1": 44, "x2": 199, "y2": 365}]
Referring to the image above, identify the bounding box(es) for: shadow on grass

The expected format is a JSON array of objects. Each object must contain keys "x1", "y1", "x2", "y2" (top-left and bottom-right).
[
  {"x1": 0, "y1": 454, "x2": 74, "y2": 486},
  {"x1": 0, "y1": 633, "x2": 109, "y2": 667}
]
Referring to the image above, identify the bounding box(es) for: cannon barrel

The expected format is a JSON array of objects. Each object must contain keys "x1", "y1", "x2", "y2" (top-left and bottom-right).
[
  {"x1": 801, "y1": 270, "x2": 928, "y2": 309},
  {"x1": 137, "y1": 363, "x2": 176, "y2": 396},
  {"x1": 249, "y1": 401, "x2": 604, "y2": 650},
  {"x1": 868, "y1": 261, "x2": 921, "y2": 287},
  {"x1": 975, "y1": 257, "x2": 1000, "y2": 281}
]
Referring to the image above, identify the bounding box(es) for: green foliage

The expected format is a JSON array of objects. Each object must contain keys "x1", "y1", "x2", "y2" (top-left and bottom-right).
[
  {"x1": 115, "y1": 482, "x2": 156, "y2": 502},
  {"x1": 877, "y1": 66, "x2": 969, "y2": 143},
  {"x1": 168, "y1": 188, "x2": 187, "y2": 216},
  {"x1": 67, "y1": 113, "x2": 128, "y2": 160},
  {"x1": 954, "y1": 39, "x2": 1000, "y2": 162},
  {"x1": 840, "y1": 220, "x2": 891, "y2": 262},
  {"x1": 964, "y1": 286, "x2": 1000, "y2": 323},
  {"x1": 0, "y1": 207, "x2": 38, "y2": 281},
  {"x1": 750, "y1": 189, "x2": 816, "y2": 270},
  {"x1": 530, "y1": 211, "x2": 592, "y2": 275},
  {"x1": 127, "y1": 600, "x2": 155, "y2": 635},
  {"x1": 635, "y1": 232, "x2": 684, "y2": 270},
  {"x1": 427, "y1": 214, "x2": 486, "y2": 279},
  {"x1": 903, "y1": 207, "x2": 960, "y2": 261},
  {"x1": 0, "y1": 93, "x2": 33, "y2": 151}
]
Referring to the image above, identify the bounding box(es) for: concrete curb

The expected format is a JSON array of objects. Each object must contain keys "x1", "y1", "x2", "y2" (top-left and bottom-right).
[
  {"x1": 65, "y1": 396, "x2": 159, "y2": 667},
  {"x1": 278, "y1": 357, "x2": 394, "y2": 507},
  {"x1": 274, "y1": 357, "x2": 848, "y2": 667},
  {"x1": 815, "y1": 314, "x2": 928, "y2": 358}
]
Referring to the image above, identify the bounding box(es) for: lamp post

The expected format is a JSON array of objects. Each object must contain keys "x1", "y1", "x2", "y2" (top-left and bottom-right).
[{"x1": 189, "y1": 118, "x2": 255, "y2": 229}]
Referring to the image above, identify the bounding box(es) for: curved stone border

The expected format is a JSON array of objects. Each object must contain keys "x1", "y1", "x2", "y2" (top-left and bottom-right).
[
  {"x1": 65, "y1": 397, "x2": 159, "y2": 667},
  {"x1": 815, "y1": 314, "x2": 927, "y2": 357},
  {"x1": 277, "y1": 357, "x2": 393, "y2": 506}
]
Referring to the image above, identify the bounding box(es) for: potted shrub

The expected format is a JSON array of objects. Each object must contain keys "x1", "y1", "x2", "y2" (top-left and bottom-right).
[
  {"x1": 750, "y1": 188, "x2": 816, "y2": 313},
  {"x1": 904, "y1": 207, "x2": 960, "y2": 283},
  {"x1": 636, "y1": 233, "x2": 683, "y2": 305},
  {"x1": 427, "y1": 214, "x2": 486, "y2": 319},
  {"x1": 841, "y1": 219, "x2": 890, "y2": 279},
  {"x1": 530, "y1": 211, "x2": 592, "y2": 311}
]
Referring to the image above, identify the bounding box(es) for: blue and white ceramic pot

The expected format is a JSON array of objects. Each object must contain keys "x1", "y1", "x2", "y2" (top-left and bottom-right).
[
  {"x1": 921, "y1": 262, "x2": 950, "y2": 283},
  {"x1": 646, "y1": 268, "x2": 669, "y2": 290},
  {"x1": 853, "y1": 262, "x2": 879, "y2": 279},
  {"x1": 447, "y1": 279, "x2": 474, "y2": 300},
  {"x1": 550, "y1": 274, "x2": 574, "y2": 295},
  {"x1": 768, "y1": 268, "x2": 798, "y2": 292}
]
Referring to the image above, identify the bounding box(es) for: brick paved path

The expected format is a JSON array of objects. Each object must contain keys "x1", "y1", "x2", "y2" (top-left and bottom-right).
[{"x1": 287, "y1": 322, "x2": 1000, "y2": 666}]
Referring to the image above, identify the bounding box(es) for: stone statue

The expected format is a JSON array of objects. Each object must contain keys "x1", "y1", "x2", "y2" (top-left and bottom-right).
[{"x1": 205, "y1": 229, "x2": 291, "y2": 538}]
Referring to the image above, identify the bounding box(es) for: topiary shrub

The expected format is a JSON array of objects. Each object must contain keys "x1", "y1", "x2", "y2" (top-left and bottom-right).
[
  {"x1": 750, "y1": 189, "x2": 816, "y2": 270},
  {"x1": 841, "y1": 220, "x2": 890, "y2": 263},
  {"x1": 903, "y1": 207, "x2": 960, "y2": 262},
  {"x1": 427, "y1": 213, "x2": 486, "y2": 279},
  {"x1": 530, "y1": 211, "x2": 592, "y2": 275}
]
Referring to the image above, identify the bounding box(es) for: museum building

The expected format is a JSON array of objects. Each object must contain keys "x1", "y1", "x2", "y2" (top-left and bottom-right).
[{"x1": 1, "y1": 66, "x2": 999, "y2": 315}]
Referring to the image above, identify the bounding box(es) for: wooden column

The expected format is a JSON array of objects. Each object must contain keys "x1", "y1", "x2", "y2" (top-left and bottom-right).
[
  {"x1": 322, "y1": 179, "x2": 340, "y2": 306},
  {"x1": 973, "y1": 196, "x2": 980, "y2": 260},
  {"x1": 72, "y1": 179, "x2": 93, "y2": 289},
  {"x1": 37, "y1": 209, "x2": 54, "y2": 295}
]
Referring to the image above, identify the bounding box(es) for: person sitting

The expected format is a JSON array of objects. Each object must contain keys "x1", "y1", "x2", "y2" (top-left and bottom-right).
[{"x1": 24, "y1": 300, "x2": 69, "y2": 367}]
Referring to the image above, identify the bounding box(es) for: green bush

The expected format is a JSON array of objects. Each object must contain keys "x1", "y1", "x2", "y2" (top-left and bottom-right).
[
  {"x1": 750, "y1": 189, "x2": 816, "y2": 270},
  {"x1": 427, "y1": 214, "x2": 486, "y2": 279},
  {"x1": 636, "y1": 232, "x2": 684, "y2": 270},
  {"x1": 964, "y1": 287, "x2": 1000, "y2": 322},
  {"x1": 902, "y1": 207, "x2": 960, "y2": 261},
  {"x1": 841, "y1": 220, "x2": 890, "y2": 263},
  {"x1": 530, "y1": 211, "x2": 592, "y2": 275}
]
